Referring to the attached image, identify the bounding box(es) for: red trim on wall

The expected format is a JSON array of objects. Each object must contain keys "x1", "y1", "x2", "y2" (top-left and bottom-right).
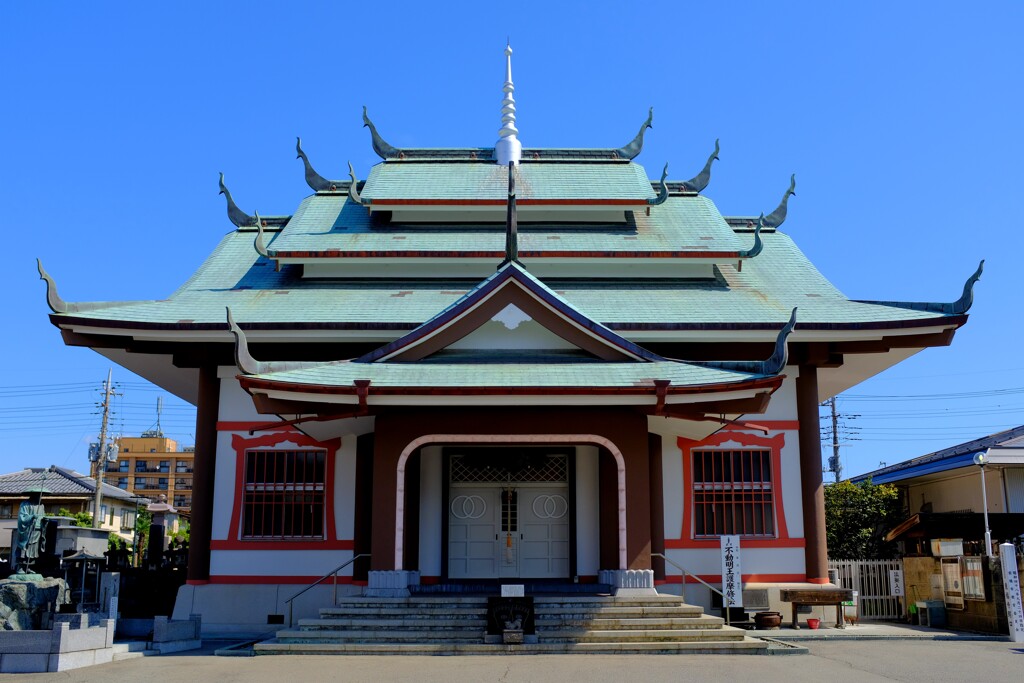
[
  {"x1": 658, "y1": 573, "x2": 807, "y2": 584},
  {"x1": 664, "y1": 538, "x2": 805, "y2": 549},
  {"x1": 210, "y1": 540, "x2": 354, "y2": 551},
  {"x1": 217, "y1": 421, "x2": 292, "y2": 432},
  {"x1": 223, "y1": 430, "x2": 345, "y2": 549},
  {"x1": 674, "y1": 428, "x2": 792, "y2": 545},
  {"x1": 207, "y1": 575, "x2": 354, "y2": 585},
  {"x1": 751, "y1": 420, "x2": 799, "y2": 431}
]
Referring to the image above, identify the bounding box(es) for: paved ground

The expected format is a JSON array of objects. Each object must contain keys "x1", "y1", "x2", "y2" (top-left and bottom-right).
[{"x1": 3, "y1": 634, "x2": 1022, "y2": 683}]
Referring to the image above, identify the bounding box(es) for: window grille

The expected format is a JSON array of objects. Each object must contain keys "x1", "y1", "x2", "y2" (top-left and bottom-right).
[
  {"x1": 500, "y1": 490, "x2": 518, "y2": 532},
  {"x1": 692, "y1": 449, "x2": 775, "y2": 537},
  {"x1": 242, "y1": 449, "x2": 326, "y2": 539},
  {"x1": 450, "y1": 454, "x2": 567, "y2": 483}
]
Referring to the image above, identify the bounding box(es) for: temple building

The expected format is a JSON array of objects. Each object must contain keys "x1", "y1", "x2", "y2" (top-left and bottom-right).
[{"x1": 40, "y1": 45, "x2": 980, "y2": 634}]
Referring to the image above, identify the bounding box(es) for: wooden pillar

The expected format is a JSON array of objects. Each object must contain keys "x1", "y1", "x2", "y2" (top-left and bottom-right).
[
  {"x1": 187, "y1": 365, "x2": 219, "y2": 582},
  {"x1": 796, "y1": 364, "x2": 829, "y2": 583},
  {"x1": 369, "y1": 415, "x2": 401, "y2": 571},
  {"x1": 352, "y1": 433, "x2": 375, "y2": 581},
  {"x1": 648, "y1": 433, "x2": 665, "y2": 581},
  {"x1": 623, "y1": 422, "x2": 652, "y2": 570}
]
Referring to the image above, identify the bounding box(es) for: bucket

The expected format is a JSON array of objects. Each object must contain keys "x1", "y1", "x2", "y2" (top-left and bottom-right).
[{"x1": 806, "y1": 618, "x2": 821, "y2": 630}]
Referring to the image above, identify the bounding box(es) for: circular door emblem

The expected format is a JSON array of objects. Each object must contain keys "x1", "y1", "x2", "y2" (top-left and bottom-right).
[
  {"x1": 532, "y1": 494, "x2": 568, "y2": 519},
  {"x1": 450, "y1": 495, "x2": 487, "y2": 519}
]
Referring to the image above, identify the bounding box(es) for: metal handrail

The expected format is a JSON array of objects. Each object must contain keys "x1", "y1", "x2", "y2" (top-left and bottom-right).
[
  {"x1": 651, "y1": 552, "x2": 730, "y2": 626},
  {"x1": 284, "y1": 553, "x2": 370, "y2": 627}
]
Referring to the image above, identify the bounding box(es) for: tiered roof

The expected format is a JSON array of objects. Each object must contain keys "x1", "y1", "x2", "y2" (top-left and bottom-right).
[{"x1": 41, "y1": 44, "x2": 979, "y2": 418}]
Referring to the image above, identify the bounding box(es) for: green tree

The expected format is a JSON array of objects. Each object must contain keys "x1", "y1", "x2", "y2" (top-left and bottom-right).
[
  {"x1": 56, "y1": 507, "x2": 93, "y2": 528},
  {"x1": 825, "y1": 479, "x2": 902, "y2": 559}
]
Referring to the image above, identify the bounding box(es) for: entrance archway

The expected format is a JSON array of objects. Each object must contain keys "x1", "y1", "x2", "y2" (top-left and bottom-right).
[{"x1": 395, "y1": 434, "x2": 627, "y2": 571}]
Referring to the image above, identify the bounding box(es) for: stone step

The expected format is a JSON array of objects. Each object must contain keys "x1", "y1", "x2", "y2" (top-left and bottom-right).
[
  {"x1": 320, "y1": 606, "x2": 487, "y2": 617},
  {"x1": 275, "y1": 629, "x2": 484, "y2": 643},
  {"x1": 254, "y1": 639, "x2": 768, "y2": 656},
  {"x1": 533, "y1": 605, "x2": 704, "y2": 618},
  {"x1": 299, "y1": 617, "x2": 488, "y2": 630},
  {"x1": 328, "y1": 597, "x2": 489, "y2": 607},
  {"x1": 537, "y1": 627, "x2": 748, "y2": 643},
  {"x1": 533, "y1": 596, "x2": 688, "y2": 606},
  {"x1": 534, "y1": 616, "x2": 726, "y2": 630}
]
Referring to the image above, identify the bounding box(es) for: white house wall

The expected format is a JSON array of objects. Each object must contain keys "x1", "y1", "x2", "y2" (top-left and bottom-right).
[{"x1": 907, "y1": 469, "x2": 1008, "y2": 514}]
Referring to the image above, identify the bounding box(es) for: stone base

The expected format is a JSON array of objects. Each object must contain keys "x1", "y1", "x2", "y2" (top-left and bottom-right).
[
  {"x1": 365, "y1": 570, "x2": 420, "y2": 597},
  {"x1": 599, "y1": 569, "x2": 657, "y2": 596}
]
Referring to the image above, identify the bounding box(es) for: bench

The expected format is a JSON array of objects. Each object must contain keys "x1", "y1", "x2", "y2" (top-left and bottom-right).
[{"x1": 779, "y1": 588, "x2": 854, "y2": 629}]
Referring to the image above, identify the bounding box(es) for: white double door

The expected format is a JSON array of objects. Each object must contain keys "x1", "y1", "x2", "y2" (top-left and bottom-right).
[{"x1": 448, "y1": 485, "x2": 570, "y2": 579}]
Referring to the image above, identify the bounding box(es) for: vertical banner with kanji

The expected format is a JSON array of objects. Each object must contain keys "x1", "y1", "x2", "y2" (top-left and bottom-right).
[
  {"x1": 720, "y1": 535, "x2": 743, "y2": 608},
  {"x1": 889, "y1": 568, "x2": 905, "y2": 597},
  {"x1": 999, "y1": 543, "x2": 1024, "y2": 643}
]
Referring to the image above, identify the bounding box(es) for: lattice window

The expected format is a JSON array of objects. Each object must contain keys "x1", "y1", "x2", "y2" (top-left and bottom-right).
[
  {"x1": 693, "y1": 449, "x2": 775, "y2": 537},
  {"x1": 500, "y1": 490, "x2": 518, "y2": 532},
  {"x1": 450, "y1": 454, "x2": 567, "y2": 483},
  {"x1": 242, "y1": 449, "x2": 325, "y2": 539}
]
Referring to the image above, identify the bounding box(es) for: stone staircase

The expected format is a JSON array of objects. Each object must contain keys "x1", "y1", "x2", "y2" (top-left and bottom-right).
[{"x1": 254, "y1": 595, "x2": 768, "y2": 655}]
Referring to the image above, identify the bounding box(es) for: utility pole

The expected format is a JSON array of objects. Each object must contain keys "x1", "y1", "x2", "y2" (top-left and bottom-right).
[
  {"x1": 90, "y1": 369, "x2": 116, "y2": 529},
  {"x1": 828, "y1": 397, "x2": 842, "y2": 482}
]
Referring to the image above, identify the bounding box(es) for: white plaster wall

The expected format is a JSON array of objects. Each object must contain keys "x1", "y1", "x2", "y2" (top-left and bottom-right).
[
  {"x1": 418, "y1": 446, "x2": 443, "y2": 577},
  {"x1": 334, "y1": 436, "x2": 357, "y2": 540},
  {"x1": 661, "y1": 438, "x2": 684, "y2": 540},
  {"x1": 575, "y1": 445, "x2": 600, "y2": 577},
  {"x1": 211, "y1": 431, "x2": 238, "y2": 541},
  {"x1": 755, "y1": 371, "x2": 798, "y2": 421},
  {"x1": 908, "y1": 470, "x2": 1007, "y2": 514},
  {"x1": 665, "y1": 547, "x2": 805, "y2": 579},
  {"x1": 216, "y1": 372, "x2": 263, "y2": 422},
  {"x1": 210, "y1": 549, "x2": 353, "y2": 577},
  {"x1": 448, "y1": 313, "x2": 576, "y2": 351}
]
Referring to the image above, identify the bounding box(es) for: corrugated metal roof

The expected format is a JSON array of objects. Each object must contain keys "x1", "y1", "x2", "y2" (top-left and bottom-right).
[
  {"x1": 850, "y1": 425, "x2": 1024, "y2": 484},
  {"x1": 0, "y1": 466, "x2": 147, "y2": 502}
]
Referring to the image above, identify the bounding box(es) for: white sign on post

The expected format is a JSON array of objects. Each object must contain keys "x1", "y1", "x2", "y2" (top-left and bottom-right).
[
  {"x1": 999, "y1": 543, "x2": 1024, "y2": 643},
  {"x1": 889, "y1": 568, "x2": 905, "y2": 597},
  {"x1": 720, "y1": 535, "x2": 743, "y2": 608}
]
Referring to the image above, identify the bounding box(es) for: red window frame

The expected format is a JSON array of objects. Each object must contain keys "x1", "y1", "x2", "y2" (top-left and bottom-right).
[
  {"x1": 241, "y1": 448, "x2": 326, "y2": 540},
  {"x1": 692, "y1": 448, "x2": 776, "y2": 538}
]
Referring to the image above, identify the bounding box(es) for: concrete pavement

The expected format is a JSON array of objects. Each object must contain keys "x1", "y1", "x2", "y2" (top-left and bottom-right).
[{"x1": 1, "y1": 634, "x2": 1021, "y2": 683}]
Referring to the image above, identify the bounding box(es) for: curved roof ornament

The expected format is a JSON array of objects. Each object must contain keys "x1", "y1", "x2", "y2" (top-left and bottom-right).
[
  {"x1": 218, "y1": 173, "x2": 257, "y2": 227},
  {"x1": 616, "y1": 107, "x2": 653, "y2": 160},
  {"x1": 690, "y1": 308, "x2": 797, "y2": 376},
  {"x1": 348, "y1": 162, "x2": 367, "y2": 206},
  {"x1": 763, "y1": 174, "x2": 796, "y2": 228},
  {"x1": 226, "y1": 308, "x2": 328, "y2": 376},
  {"x1": 856, "y1": 260, "x2": 985, "y2": 314},
  {"x1": 226, "y1": 307, "x2": 270, "y2": 376},
  {"x1": 296, "y1": 137, "x2": 337, "y2": 192},
  {"x1": 363, "y1": 106, "x2": 400, "y2": 160},
  {"x1": 253, "y1": 212, "x2": 269, "y2": 258},
  {"x1": 37, "y1": 259, "x2": 69, "y2": 314},
  {"x1": 951, "y1": 260, "x2": 984, "y2": 314},
  {"x1": 680, "y1": 138, "x2": 720, "y2": 193},
  {"x1": 737, "y1": 214, "x2": 764, "y2": 260},
  {"x1": 647, "y1": 163, "x2": 669, "y2": 206}
]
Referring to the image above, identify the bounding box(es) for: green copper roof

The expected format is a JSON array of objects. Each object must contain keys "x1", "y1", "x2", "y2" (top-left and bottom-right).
[
  {"x1": 360, "y1": 162, "x2": 655, "y2": 202},
  {"x1": 270, "y1": 194, "x2": 747, "y2": 255},
  {"x1": 245, "y1": 354, "x2": 765, "y2": 389},
  {"x1": 49, "y1": 228, "x2": 961, "y2": 330}
]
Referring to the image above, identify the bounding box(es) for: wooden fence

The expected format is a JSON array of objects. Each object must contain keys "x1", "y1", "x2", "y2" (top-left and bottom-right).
[{"x1": 828, "y1": 559, "x2": 903, "y2": 620}]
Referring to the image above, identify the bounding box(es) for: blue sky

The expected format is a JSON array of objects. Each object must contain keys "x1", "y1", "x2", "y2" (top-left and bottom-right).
[{"x1": 1, "y1": 2, "x2": 1021, "y2": 479}]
